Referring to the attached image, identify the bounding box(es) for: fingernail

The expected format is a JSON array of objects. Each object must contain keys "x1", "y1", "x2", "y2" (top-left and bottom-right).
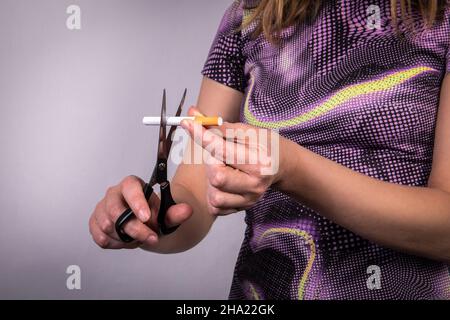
[
  {"x1": 181, "y1": 119, "x2": 189, "y2": 130},
  {"x1": 148, "y1": 235, "x2": 158, "y2": 244},
  {"x1": 138, "y1": 209, "x2": 149, "y2": 222}
]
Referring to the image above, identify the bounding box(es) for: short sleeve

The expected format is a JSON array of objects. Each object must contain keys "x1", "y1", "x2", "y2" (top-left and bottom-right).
[
  {"x1": 201, "y1": 1, "x2": 247, "y2": 92},
  {"x1": 446, "y1": 5, "x2": 450, "y2": 73},
  {"x1": 447, "y1": 32, "x2": 450, "y2": 72},
  {"x1": 446, "y1": 49, "x2": 450, "y2": 73}
]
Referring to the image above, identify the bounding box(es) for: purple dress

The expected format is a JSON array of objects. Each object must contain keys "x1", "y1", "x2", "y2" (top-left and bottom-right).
[{"x1": 202, "y1": 0, "x2": 450, "y2": 300}]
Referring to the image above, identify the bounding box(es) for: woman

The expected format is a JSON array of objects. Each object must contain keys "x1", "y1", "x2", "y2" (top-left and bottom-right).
[{"x1": 89, "y1": 0, "x2": 450, "y2": 299}]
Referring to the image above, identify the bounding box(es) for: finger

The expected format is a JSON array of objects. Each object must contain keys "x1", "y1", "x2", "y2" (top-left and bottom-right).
[
  {"x1": 103, "y1": 188, "x2": 155, "y2": 243},
  {"x1": 120, "y1": 176, "x2": 151, "y2": 222},
  {"x1": 164, "y1": 203, "x2": 193, "y2": 228},
  {"x1": 217, "y1": 122, "x2": 273, "y2": 174},
  {"x1": 188, "y1": 106, "x2": 205, "y2": 117},
  {"x1": 182, "y1": 120, "x2": 249, "y2": 172},
  {"x1": 207, "y1": 200, "x2": 240, "y2": 216},
  {"x1": 207, "y1": 186, "x2": 253, "y2": 211},
  {"x1": 123, "y1": 219, "x2": 159, "y2": 246},
  {"x1": 206, "y1": 163, "x2": 261, "y2": 194},
  {"x1": 147, "y1": 192, "x2": 193, "y2": 231},
  {"x1": 90, "y1": 216, "x2": 139, "y2": 250},
  {"x1": 94, "y1": 200, "x2": 122, "y2": 241},
  {"x1": 146, "y1": 192, "x2": 161, "y2": 231},
  {"x1": 215, "y1": 121, "x2": 251, "y2": 137},
  {"x1": 186, "y1": 120, "x2": 222, "y2": 159}
]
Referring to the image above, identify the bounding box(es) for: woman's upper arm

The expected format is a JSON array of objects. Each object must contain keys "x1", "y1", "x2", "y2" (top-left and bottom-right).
[
  {"x1": 173, "y1": 76, "x2": 244, "y2": 194},
  {"x1": 428, "y1": 74, "x2": 450, "y2": 192},
  {"x1": 168, "y1": 77, "x2": 244, "y2": 247},
  {"x1": 197, "y1": 76, "x2": 244, "y2": 122},
  {"x1": 166, "y1": 0, "x2": 246, "y2": 246}
]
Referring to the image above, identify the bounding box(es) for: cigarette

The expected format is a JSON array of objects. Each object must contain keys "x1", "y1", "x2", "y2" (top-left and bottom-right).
[{"x1": 142, "y1": 116, "x2": 223, "y2": 126}]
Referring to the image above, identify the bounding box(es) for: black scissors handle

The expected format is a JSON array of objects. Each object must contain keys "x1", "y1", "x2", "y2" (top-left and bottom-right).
[
  {"x1": 114, "y1": 182, "x2": 179, "y2": 243},
  {"x1": 157, "y1": 182, "x2": 179, "y2": 235}
]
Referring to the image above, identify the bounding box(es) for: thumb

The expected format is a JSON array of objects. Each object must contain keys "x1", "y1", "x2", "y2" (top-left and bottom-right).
[
  {"x1": 148, "y1": 194, "x2": 193, "y2": 231},
  {"x1": 164, "y1": 203, "x2": 193, "y2": 228}
]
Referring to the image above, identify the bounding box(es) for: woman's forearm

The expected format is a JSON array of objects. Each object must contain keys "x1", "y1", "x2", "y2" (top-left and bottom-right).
[
  {"x1": 141, "y1": 164, "x2": 215, "y2": 254},
  {"x1": 276, "y1": 138, "x2": 450, "y2": 262},
  {"x1": 146, "y1": 182, "x2": 214, "y2": 254}
]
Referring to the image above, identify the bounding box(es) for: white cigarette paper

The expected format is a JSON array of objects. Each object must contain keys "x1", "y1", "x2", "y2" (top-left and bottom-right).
[{"x1": 142, "y1": 116, "x2": 223, "y2": 126}]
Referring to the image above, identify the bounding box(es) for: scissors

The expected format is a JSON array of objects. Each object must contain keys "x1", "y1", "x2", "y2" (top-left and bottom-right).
[{"x1": 115, "y1": 89, "x2": 187, "y2": 243}]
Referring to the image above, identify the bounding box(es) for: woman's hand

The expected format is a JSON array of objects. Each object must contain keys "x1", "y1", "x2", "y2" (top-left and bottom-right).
[
  {"x1": 181, "y1": 107, "x2": 285, "y2": 216},
  {"x1": 89, "y1": 175, "x2": 193, "y2": 250}
]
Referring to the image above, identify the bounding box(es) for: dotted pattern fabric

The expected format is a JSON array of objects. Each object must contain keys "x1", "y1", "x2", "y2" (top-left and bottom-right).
[{"x1": 202, "y1": 0, "x2": 450, "y2": 300}]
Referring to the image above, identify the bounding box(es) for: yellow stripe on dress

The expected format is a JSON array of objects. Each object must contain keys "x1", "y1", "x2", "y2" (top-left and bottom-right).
[
  {"x1": 257, "y1": 227, "x2": 317, "y2": 300},
  {"x1": 244, "y1": 66, "x2": 434, "y2": 129}
]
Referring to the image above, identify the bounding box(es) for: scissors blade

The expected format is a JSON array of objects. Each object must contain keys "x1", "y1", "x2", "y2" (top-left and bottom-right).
[
  {"x1": 175, "y1": 88, "x2": 187, "y2": 117},
  {"x1": 158, "y1": 89, "x2": 168, "y2": 160},
  {"x1": 166, "y1": 88, "x2": 187, "y2": 152},
  {"x1": 149, "y1": 89, "x2": 187, "y2": 187},
  {"x1": 148, "y1": 89, "x2": 168, "y2": 186}
]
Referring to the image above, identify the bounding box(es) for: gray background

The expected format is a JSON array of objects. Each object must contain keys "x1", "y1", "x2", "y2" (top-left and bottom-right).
[{"x1": 0, "y1": 0, "x2": 246, "y2": 299}]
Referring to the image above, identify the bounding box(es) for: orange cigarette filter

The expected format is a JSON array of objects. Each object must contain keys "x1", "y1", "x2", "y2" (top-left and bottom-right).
[{"x1": 194, "y1": 116, "x2": 223, "y2": 126}]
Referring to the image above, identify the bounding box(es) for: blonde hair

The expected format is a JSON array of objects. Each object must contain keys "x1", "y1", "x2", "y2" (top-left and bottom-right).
[{"x1": 243, "y1": 0, "x2": 447, "y2": 43}]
